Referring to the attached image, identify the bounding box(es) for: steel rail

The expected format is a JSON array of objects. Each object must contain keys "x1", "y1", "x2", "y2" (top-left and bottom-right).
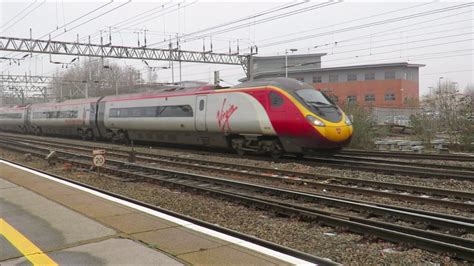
[
  {"x1": 304, "y1": 156, "x2": 474, "y2": 181},
  {"x1": 0, "y1": 158, "x2": 336, "y2": 266},
  {"x1": 1, "y1": 133, "x2": 472, "y2": 180},
  {"x1": 333, "y1": 154, "x2": 474, "y2": 172},
  {"x1": 340, "y1": 149, "x2": 474, "y2": 162},
  {"x1": 3, "y1": 136, "x2": 473, "y2": 211},
  {"x1": 1, "y1": 141, "x2": 473, "y2": 261}
]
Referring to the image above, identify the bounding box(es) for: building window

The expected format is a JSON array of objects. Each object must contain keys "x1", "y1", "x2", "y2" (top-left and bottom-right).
[
  {"x1": 312, "y1": 76, "x2": 322, "y2": 83},
  {"x1": 347, "y1": 95, "x2": 357, "y2": 103},
  {"x1": 384, "y1": 71, "x2": 396, "y2": 80},
  {"x1": 365, "y1": 94, "x2": 375, "y2": 102},
  {"x1": 364, "y1": 72, "x2": 375, "y2": 80},
  {"x1": 329, "y1": 74, "x2": 338, "y2": 83},
  {"x1": 406, "y1": 71, "x2": 415, "y2": 80},
  {"x1": 347, "y1": 74, "x2": 357, "y2": 81},
  {"x1": 295, "y1": 77, "x2": 304, "y2": 82},
  {"x1": 384, "y1": 93, "x2": 396, "y2": 101}
]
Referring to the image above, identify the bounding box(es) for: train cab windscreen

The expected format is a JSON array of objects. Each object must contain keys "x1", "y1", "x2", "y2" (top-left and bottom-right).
[{"x1": 295, "y1": 89, "x2": 342, "y2": 123}]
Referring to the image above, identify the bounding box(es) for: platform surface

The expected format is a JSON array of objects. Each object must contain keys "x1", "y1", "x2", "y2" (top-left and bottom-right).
[{"x1": 0, "y1": 161, "x2": 297, "y2": 265}]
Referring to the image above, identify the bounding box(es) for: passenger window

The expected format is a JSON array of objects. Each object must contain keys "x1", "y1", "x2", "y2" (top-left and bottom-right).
[
  {"x1": 270, "y1": 92, "x2": 284, "y2": 108},
  {"x1": 199, "y1": 99, "x2": 205, "y2": 111}
]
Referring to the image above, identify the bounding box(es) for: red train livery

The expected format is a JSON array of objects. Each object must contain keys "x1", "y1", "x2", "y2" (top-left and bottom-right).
[{"x1": 0, "y1": 78, "x2": 353, "y2": 157}]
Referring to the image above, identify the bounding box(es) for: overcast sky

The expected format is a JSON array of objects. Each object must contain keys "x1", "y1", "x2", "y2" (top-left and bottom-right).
[{"x1": 1, "y1": 0, "x2": 472, "y2": 95}]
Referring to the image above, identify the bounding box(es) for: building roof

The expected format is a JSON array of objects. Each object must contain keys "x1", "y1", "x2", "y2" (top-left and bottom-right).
[
  {"x1": 252, "y1": 62, "x2": 425, "y2": 78},
  {"x1": 252, "y1": 53, "x2": 327, "y2": 60}
]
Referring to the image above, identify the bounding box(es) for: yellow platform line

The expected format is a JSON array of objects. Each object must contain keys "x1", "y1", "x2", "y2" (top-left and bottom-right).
[{"x1": 0, "y1": 218, "x2": 57, "y2": 265}]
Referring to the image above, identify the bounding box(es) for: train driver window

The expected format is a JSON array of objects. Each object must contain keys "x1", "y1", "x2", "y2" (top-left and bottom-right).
[
  {"x1": 199, "y1": 99, "x2": 205, "y2": 111},
  {"x1": 269, "y1": 91, "x2": 284, "y2": 108}
]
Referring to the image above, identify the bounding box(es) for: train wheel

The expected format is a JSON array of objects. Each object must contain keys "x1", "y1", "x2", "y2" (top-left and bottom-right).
[
  {"x1": 86, "y1": 129, "x2": 94, "y2": 140},
  {"x1": 270, "y1": 152, "x2": 283, "y2": 159},
  {"x1": 236, "y1": 149, "x2": 246, "y2": 156}
]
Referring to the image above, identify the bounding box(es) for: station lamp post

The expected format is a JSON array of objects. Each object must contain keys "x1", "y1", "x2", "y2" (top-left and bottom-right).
[{"x1": 285, "y1": 48, "x2": 298, "y2": 78}]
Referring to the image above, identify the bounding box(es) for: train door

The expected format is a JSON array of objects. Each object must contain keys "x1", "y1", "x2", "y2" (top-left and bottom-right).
[
  {"x1": 96, "y1": 99, "x2": 107, "y2": 138},
  {"x1": 269, "y1": 90, "x2": 287, "y2": 119},
  {"x1": 195, "y1": 95, "x2": 207, "y2": 131},
  {"x1": 24, "y1": 106, "x2": 31, "y2": 133}
]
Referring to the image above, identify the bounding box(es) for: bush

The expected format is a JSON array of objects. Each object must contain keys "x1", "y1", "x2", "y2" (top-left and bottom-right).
[
  {"x1": 341, "y1": 103, "x2": 377, "y2": 149},
  {"x1": 409, "y1": 113, "x2": 436, "y2": 145}
]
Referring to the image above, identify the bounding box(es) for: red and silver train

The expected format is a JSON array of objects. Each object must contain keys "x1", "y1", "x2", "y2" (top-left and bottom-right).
[{"x1": 0, "y1": 78, "x2": 353, "y2": 156}]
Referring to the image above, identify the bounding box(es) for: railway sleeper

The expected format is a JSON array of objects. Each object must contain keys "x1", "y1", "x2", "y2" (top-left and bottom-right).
[{"x1": 3, "y1": 148, "x2": 473, "y2": 261}]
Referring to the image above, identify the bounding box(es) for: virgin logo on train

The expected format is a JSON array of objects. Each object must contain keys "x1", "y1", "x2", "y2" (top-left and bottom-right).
[{"x1": 217, "y1": 98, "x2": 238, "y2": 133}]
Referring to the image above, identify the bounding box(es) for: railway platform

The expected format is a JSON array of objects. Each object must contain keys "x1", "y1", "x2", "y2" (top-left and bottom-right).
[{"x1": 0, "y1": 160, "x2": 310, "y2": 265}]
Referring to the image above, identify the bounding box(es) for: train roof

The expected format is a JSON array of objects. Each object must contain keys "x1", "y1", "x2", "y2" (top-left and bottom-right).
[
  {"x1": 102, "y1": 84, "x2": 217, "y2": 101},
  {"x1": 30, "y1": 97, "x2": 103, "y2": 108},
  {"x1": 232, "y1": 77, "x2": 314, "y2": 92},
  {"x1": 0, "y1": 105, "x2": 29, "y2": 111}
]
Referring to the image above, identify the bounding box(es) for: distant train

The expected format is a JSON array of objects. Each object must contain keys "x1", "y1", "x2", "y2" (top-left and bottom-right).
[{"x1": 0, "y1": 78, "x2": 353, "y2": 157}]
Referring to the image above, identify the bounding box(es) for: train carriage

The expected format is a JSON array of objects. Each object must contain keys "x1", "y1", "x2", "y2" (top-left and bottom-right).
[
  {"x1": 28, "y1": 97, "x2": 101, "y2": 139},
  {"x1": 0, "y1": 78, "x2": 353, "y2": 157},
  {"x1": 99, "y1": 78, "x2": 353, "y2": 156},
  {"x1": 0, "y1": 106, "x2": 29, "y2": 133},
  {"x1": 100, "y1": 84, "x2": 278, "y2": 149}
]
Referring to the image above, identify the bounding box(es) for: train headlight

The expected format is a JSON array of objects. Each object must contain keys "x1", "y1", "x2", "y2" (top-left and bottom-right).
[
  {"x1": 345, "y1": 115, "x2": 352, "y2": 126},
  {"x1": 306, "y1": 115, "x2": 326, "y2": 127}
]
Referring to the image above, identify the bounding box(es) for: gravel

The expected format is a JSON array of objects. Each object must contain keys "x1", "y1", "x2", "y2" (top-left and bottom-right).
[
  {"x1": 8, "y1": 132, "x2": 471, "y2": 193},
  {"x1": 0, "y1": 147, "x2": 471, "y2": 265}
]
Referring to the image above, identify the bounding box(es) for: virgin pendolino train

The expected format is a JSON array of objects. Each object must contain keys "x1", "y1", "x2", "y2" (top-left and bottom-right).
[{"x1": 0, "y1": 78, "x2": 353, "y2": 157}]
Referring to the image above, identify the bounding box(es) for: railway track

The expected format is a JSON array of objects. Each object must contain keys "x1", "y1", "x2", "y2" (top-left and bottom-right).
[
  {"x1": 2, "y1": 136, "x2": 473, "y2": 211},
  {"x1": 332, "y1": 154, "x2": 474, "y2": 172},
  {"x1": 1, "y1": 132, "x2": 472, "y2": 181},
  {"x1": 303, "y1": 156, "x2": 474, "y2": 182},
  {"x1": 340, "y1": 149, "x2": 474, "y2": 162},
  {"x1": 0, "y1": 159, "x2": 335, "y2": 266},
  {"x1": 0, "y1": 138, "x2": 473, "y2": 261}
]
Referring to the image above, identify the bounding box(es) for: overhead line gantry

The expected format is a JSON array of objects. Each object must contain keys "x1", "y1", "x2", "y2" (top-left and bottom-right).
[{"x1": 0, "y1": 35, "x2": 256, "y2": 79}]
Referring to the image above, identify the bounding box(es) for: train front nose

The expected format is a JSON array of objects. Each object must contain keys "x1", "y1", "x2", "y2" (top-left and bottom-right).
[
  {"x1": 318, "y1": 124, "x2": 353, "y2": 143},
  {"x1": 305, "y1": 114, "x2": 353, "y2": 148}
]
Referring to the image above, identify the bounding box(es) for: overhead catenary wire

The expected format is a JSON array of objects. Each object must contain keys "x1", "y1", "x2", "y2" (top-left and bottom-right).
[
  {"x1": 420, "y1": 69, "x2": 474, "y2": 76},
  {"x1": 38, "y1": 1, "x2": 114, "y2": 39},
  {"x1": 256, "y1": 2, "x2": 435, "y2": 43},
  {"x1": 0, "y1": 1, "x2": 38, "y2": 31},
  {"x1": 0, "y1": 1, "x2": 179, "y2": 74},
  {"x1": 1, "y1": 1, "x2": 472, "y2": 87},
  {"x1": 296, "y1": 15, "x2": 474, "y2": 54},
  {"x1": 51, "y1": 0, "x2": 132, "y2": 39},
  {"x1": 186, "y1": 52, "x2": 474, "y2": 82},
  {"x1": 256, "y1": 3, "x2": 474, "y2": 49},
  {"x1": 0, "y1": 1, "x2": 46, "y2": 33},
  {"x1": 154, "y1": 17, "x2": 473, "y2": 74},
  {"x1": 159, "y1": 1, "x2": 308, "y2": 47},
  {"x1": 157, "y1": 42, "x2": 474, "y2": 81},
  {"x1": 149, "y1": 1, "x2": 339, "y2": 48},
  {"x1": 0, "y1": 1, "x2": 139, "y2": 73},
  {"x1": 188, "y1": 7, "x2": 471, "y2": 60},
  {"x1": 86, "y1": 1, "x2": 178, "y2": 41}
]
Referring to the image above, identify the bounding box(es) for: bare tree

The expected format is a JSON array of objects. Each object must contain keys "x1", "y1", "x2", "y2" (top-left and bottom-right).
[
  {"x1": 413, "y1": 80, "x2": 472, "y2": 149},
  {"x1": 465, "y1": 83, "x2": 474, "y2": 98},
  {"x1": 49, "y1": 59, "x2": 144, "y2": 100}
]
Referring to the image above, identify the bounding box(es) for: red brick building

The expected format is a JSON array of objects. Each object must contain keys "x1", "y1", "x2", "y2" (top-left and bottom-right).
[
  {"x1": 311, "y1": 66, "x2": 423, "y2": 108},
  {"x1": 249, "y1": 55, "x2": 424, "y2": 108}
]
